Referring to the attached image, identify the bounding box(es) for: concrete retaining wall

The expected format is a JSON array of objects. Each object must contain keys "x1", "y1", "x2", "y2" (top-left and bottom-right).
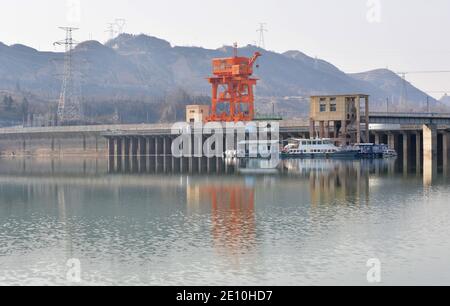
[{"x1": 0, "y1": 133, "x2": 108, "y2": 157}]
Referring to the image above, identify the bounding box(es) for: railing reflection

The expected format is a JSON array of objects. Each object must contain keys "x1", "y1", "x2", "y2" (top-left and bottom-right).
[{"x1": 109, "y1": 155, "x2": 235, "y2": 175}]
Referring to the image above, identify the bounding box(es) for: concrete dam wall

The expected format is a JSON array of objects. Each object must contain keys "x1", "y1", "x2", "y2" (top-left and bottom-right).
[
  {"x1": 0, "y1": 132, "x2": 108, "y2": 157},
  {"x1": 0, "y1": 124, "x2": 176, "y2": 157}
]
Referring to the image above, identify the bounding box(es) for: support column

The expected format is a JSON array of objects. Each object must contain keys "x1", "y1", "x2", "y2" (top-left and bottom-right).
[
  {"x1": 131, "y1": 137, "x2": 139, "y2": 156},
  {"x1": 356, "y1": 96, "x2": 361, "y2": 143},
  {"x1": 423, "y1": 124, "x2": 437, "y2": 185},
  {"x1": 146, "y1": 137, "x2": 151, "y2": 157},
  {"x1": 388, "y1": 133, "x2": 396, "y2": 150},
  {"x1": 138, "y1": 137, "x2": 146, "y2": 156},
  {"x1": 155, "y1": 137, "x2": 159, "y2": 156},
  {"x1": 416, "y1": 131, "x2": 421, "y2": 171},
  {"x1": 324, "y1": 122, "x2": 330, "y2": 138},
  {"x1": 146, "y1": 137, "x2": 153, "y2": 172},
  {"x1": 131, "y1": 137, "x2": 139, "y2": 172},
  {"x1": 333, "y1": 121, "x2": 338, "y2": 139},
  {"x1": 115, "y1": 138, "x2": 123, "y2": 171},
  {"x1": 319, "y1": 121, "x2": 325, "y2": 138},
  {"x1": 108, "y1": 138, "x2": 115, "y2": 156},
  {"x1": 163, "y1": 137, "x2": 169, "y2": 172},
  {"x1": 108, "y1": 138, "x2": 115, "y2": 172},
  {"x1": 423, "y1": 125, "x2": 437, "y2": 160},
  {"x1": 403, "y1": 133, "x2": 409, "y2": 174},
  {"x1": 443, "y1": 131, "x2": 449, "y2": 171},
  {"x1": 374, "y1": 133, "x2": 381, "y2": 145},
  {"x1": 124, "y1": 138, "x2": 130, "y2": 158},
  {"x1": 309, "y1": 119, "x2": 315, "y2": 139},
  {"x1": 123, "y1": 137, "x2": 131, "y2": 172},
  {"x1": 365, "y1": 96, "x2": 370, "y2": 143},
  {"x1": 155, "y1": 137, "x2": 163, "y2": 172},
  {"x1": 341, "y1": 120, "x2": 347, "y2": 144},
  {"x1": 139, "y1": 137, "x2": 147, "y2": 172}
]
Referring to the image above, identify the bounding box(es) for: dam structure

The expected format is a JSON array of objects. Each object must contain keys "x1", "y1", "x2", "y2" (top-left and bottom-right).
[{"x1": 0, "y1": 115, "x2": 449, "y2": 171}]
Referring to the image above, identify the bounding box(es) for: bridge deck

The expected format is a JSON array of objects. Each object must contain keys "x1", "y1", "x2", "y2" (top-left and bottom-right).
[{"x1": 0, "y1": 113, "x2": 449, "y2": 137}]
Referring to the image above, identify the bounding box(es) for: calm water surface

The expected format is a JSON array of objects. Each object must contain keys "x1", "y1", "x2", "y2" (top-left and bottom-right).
[{"x1": 0, "y1": 157, "x2": 450, "y2": 286}]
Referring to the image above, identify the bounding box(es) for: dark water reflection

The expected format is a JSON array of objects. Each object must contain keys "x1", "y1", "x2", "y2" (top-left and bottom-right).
[{"x1": 0, "y1": 157, "x2": 450, "y2": 285}]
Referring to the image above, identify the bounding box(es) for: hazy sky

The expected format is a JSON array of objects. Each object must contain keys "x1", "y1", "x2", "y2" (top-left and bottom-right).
[{"x1": 1, "y1": 0, "x2": 449, "y2": 98}]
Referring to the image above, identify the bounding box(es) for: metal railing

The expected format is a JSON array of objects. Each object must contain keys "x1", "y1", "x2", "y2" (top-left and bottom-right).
[{"x1": 366, "y1": 112, "x2": 450, "y2": 118}]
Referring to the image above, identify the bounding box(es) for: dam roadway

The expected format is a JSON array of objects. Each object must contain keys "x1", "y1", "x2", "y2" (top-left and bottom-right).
[{"x1": 0, "y1": 114, "x2": 449, "y2": 176}]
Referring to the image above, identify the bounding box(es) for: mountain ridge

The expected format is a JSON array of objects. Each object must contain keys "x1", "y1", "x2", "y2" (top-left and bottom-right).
[{"x1": 0, "y1": 33, "x2": 445, "y2": 124}]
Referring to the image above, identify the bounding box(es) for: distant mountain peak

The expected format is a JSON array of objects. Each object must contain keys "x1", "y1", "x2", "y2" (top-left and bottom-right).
[
  {"x1": 75, "y1": 40, "x2": 107, "y2": 51},
  {"x1": 9, "y1": 44, "x2": 38, "y2": 53},
  {"x1": 440, "y1": 93, "x2": 450, "y2": 104},
  {"x1": 105, "y1": 33, "x2": 172, "y2": 53},
  {"x1": 283, "y1": 50, "x2": 309, "y2": 60},
  {"x1": 356, "y1": 68, "x2": 398, "y2": 77}
]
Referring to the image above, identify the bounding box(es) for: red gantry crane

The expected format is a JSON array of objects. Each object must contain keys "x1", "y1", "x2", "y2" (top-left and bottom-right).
[{"x1": 206, "y1": 43, "x2": 262, "y2": 122}]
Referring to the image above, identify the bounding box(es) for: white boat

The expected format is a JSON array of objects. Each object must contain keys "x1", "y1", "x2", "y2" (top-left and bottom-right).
[
  {"x1": 281, "y1": 138, "x2": 359, "y2": 159},
  {"x1": 383, "y1": 149, "x2": 398, "y2": 158}
]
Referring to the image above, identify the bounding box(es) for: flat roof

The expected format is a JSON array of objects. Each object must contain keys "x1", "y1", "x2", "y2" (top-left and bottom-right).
[{"x1": 310, "y1": 94, "x2": 370, "y2": 98}]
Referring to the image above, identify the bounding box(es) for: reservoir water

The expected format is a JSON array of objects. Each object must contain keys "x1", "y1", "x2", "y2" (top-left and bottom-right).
[{"x1": 0, "y1": 157, "x2": 450, "y2": 285}]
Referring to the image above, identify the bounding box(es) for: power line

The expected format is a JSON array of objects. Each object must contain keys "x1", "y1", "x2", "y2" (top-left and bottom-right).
[
  {"x1": 397, "y1": 70, "x2": 450, "y2": 105},
  {"x1": 397, "y1": 70, "x2": 450, "y2": 75}
]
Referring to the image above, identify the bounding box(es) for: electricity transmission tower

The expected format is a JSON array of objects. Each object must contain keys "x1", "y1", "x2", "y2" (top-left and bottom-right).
[
  {"x1": 115, "y1": 18, "x2": 126, "y2": 34},
  {"x1": 257, "y1": 23, "x2": 268, "y2": 49},
  {"x1": 399, "y1": 73, "x2": 408, "y2": 107},
  {"x1": 106, "y1": 23, "x2": 117, "y2": 41},
  {"x1": 106, "y1": 19, "x2": 126, "y2": 41},
  {"x1": 54, "y1": 27, "x2": 83, "y2": 125}
]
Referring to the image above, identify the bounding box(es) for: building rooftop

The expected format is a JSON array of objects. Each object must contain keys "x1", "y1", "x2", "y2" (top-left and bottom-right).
[{"x1": 310, "y1": 94, "x2": 370, "y2": 98}]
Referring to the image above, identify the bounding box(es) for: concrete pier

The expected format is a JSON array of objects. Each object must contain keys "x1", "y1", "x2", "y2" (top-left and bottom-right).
[
  {"x1": 442, "y1": 132, "x2": 449, "y2": 171},
  {"x1": 423, "y1": 125, "x2": 437, "y2": 162}
]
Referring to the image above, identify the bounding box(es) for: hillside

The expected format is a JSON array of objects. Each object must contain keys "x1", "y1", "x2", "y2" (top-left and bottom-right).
[{"x1": 0, "y1": 33, "x2": 443, "y2": 124}]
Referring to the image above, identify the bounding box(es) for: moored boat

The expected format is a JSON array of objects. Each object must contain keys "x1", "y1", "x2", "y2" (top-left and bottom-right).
[
  {"x1": 281, "y1": 138, "x2": 359, "y2": 159},
  {"x1": 383, "y1": 149, "x2": 398, "y2": 158}
]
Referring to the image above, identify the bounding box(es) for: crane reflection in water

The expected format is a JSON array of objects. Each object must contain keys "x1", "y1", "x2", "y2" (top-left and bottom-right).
[{"x1": 187, "y1": 179, "x2": 256, "y2": 263}]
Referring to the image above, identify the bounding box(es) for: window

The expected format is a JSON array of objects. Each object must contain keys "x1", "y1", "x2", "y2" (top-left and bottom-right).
[
  {"x1": 330, "y1": 104, "x2": 337, "y2": 112},
  {"x1": 320, "y1": 104, "x2": 326, "y2": 112}
]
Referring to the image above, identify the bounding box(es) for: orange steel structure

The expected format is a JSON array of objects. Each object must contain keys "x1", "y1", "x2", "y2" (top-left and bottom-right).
[{"x1": 206, "y1": 44, "x2": 262, "y2": 122}]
